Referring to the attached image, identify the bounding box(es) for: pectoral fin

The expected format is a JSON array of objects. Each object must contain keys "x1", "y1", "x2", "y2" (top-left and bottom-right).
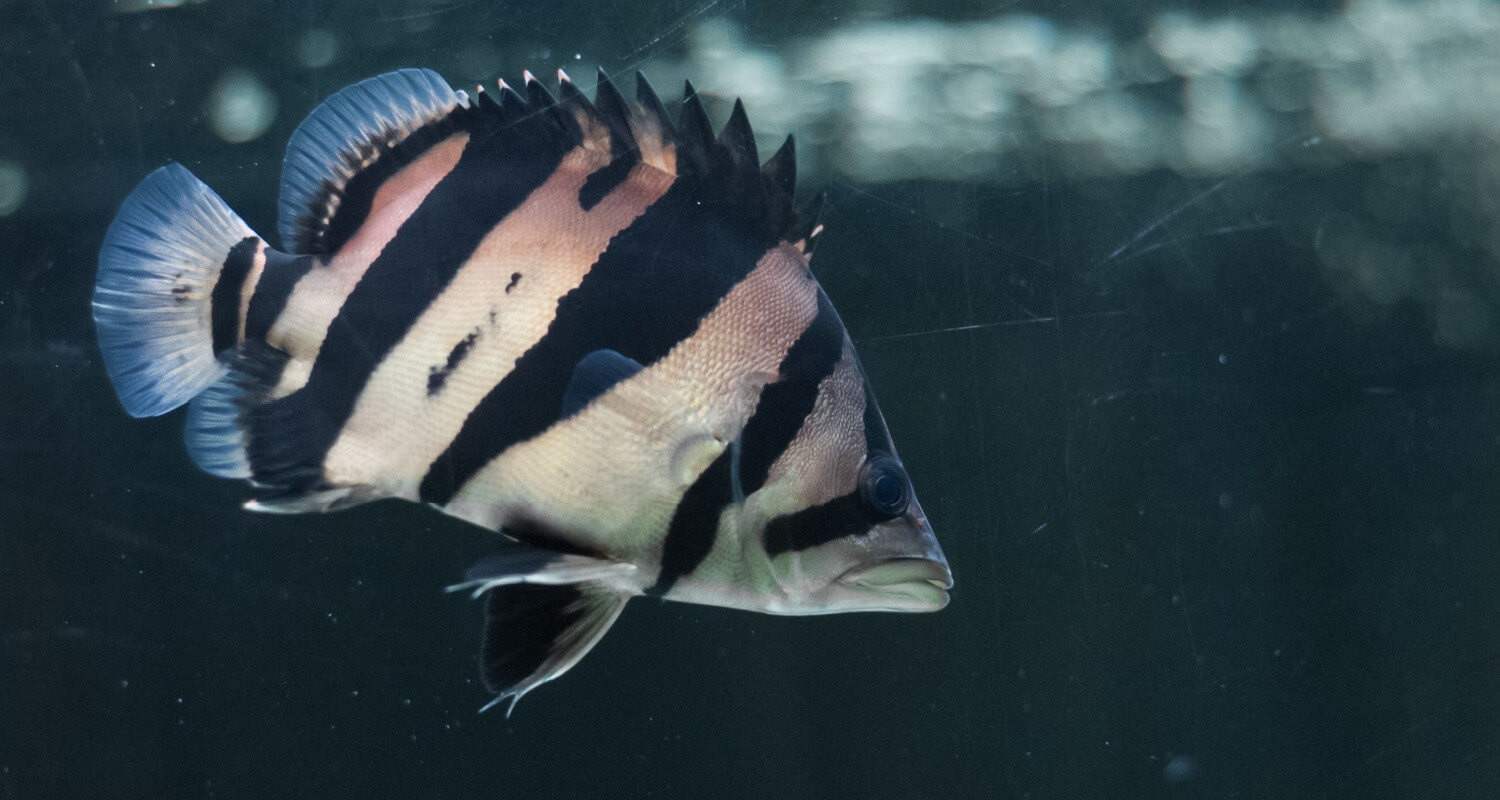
[
  {"x1": 560, "y1": 348, "x2": 644, "y2": 418},
  {"x1": 449, "y1": 547, "x2": 635, "y2": 715},
  {"x1": 447, "y1": 549, "x2": 637, "y2": 597}
]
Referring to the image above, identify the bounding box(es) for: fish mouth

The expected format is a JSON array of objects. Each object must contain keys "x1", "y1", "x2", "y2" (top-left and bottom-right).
[{"x1": 838, "y1": 557, "x2": 954, "y2": 611}]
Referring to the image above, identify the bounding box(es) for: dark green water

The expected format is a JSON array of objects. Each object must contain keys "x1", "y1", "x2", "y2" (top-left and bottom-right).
[{"x1": 3, "y1": 1, "x2": 1498, "y2": 798}]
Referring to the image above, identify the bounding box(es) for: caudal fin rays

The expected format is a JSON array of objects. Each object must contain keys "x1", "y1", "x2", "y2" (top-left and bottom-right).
[{"x1": 93, "y1": 163, "x2": 260, "y2": 418}]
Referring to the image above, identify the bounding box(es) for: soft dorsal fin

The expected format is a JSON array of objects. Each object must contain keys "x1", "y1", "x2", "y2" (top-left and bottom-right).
[
  {"x1": 278, "y1": 68, "x2": 468, "y2": 255},
  {"x1": 560, "y1": 349, "x2": 644, "y2": 418}
]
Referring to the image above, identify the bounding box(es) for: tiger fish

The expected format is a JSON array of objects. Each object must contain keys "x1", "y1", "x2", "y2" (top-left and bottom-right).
[{"x1": 93, "y1": 67, "x2": 952, "y2": 713}]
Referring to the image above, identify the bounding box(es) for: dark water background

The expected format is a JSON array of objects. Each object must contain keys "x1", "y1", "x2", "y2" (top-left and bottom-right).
[{"x1": 2, "y1": 1, "x2": 1498, "y2": 798}]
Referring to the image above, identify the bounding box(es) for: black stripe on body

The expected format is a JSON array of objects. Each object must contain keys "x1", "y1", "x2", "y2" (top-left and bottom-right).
[
  {"x1": 243, "y1": 251, "x2": 315, "y2": 341},
  {"x1": 210, "y1": 237, "x2": 259, "y2": 354},
  {"x1": 245, "y1": 118, "x2": 574, "y2": 491},
  {"x1": 646, "y1": 448, "x2": 734, "y2": 597},
  {"x1": 578, "y1": 151, "x2": 639, "y2": 211},
  {"x1": 736, "y1": 289, "x2": 844, "y2": 495},
  {"x1": 300, "y1": 111, "x2": 471, "y2": 256},
  {"x1": 764, "y1": 492, "x2": 875, "y2": 556},
  {"x1": 233, "y1": 338, "x2": 292, "y2": 403},
  {"x1": 420, "y1": 180, "x2": 775, "y2": 505},
  {"x1": 228, "y1": 339, "x2": 298, "y2": 490}
]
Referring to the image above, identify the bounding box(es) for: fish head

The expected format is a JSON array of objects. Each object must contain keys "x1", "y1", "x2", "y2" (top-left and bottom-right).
[
  {"x1": 839, "y1": 488, "x2": 953, "y2": 614},
  {"x1": 758, "y1": 451, "x2": 951, "y2": 614}
]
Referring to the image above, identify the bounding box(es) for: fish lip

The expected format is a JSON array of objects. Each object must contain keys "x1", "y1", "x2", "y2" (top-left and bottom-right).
[
  {"x1": 839, "y1": 557, "x2": 954, "y2": 589},
  {"x1": 838, "y1": 557, "x2": 955, "y2": 606}
]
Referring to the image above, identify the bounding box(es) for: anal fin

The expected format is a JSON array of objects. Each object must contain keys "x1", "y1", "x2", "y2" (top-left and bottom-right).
[
  {"x1": 184, "y1": 340, "x2": 285, "y2": 480},
  {"x1": 450, "y1": 547, "x2": 635, "y2": 715}
]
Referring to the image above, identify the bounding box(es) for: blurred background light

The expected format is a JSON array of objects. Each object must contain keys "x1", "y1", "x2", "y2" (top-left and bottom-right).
[
  {"x1": 0, "y1": 159, "x2": 27, "y2": 217},
  {"x1": 206, "y1": 68, "x2": 278, "y2": 144}
]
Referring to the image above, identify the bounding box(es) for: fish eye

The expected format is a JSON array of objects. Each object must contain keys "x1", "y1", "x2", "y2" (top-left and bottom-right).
[{"x1": 858, "y1": 454, "x2": 910, "y2": 518}]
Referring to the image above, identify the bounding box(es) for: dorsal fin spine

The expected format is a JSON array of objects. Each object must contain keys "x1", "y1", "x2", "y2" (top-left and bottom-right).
[
  {"x1": 285, "y1": 68, "x2": 815, "y2": 258},
  {"x1": 557, "y1": 69, "x2": 605, "y2": 150},
  {"x1": 521, "y1": 75, "x2": 580, "y2": 145},
  {"x1": 789, "y1": 190, "x2": 826, "y2": 251},
  {"x1": 762, "y1": 135, "x2": 797, "y2": 235},
  {"x1": 719, "y1": 99, "x2": 761, "y2": 205},
  {"x1": 496, "y1": 83, "x2": 529, "y2": 124},
  {"x1": 475, "y1": 86, "x2": 502, "y2": 115},
  {"x1": 525, "y1": 72, "x2": 555, "y2": 107},
  {"x1": 592, "y1": 68, "x2": 638, "y2": 158},
  {"x1": 630, "y1": 73, "x2": 676, "y2": 173},
  {"x1": 678, "y1": 81, "x2": 716, "y2": 178},
  {"x1": 633, "y1": 72, "x2": 676, "y2": 141},
  {"x1": 720, "y1": 99, "x2": 758, "y2": 173}
]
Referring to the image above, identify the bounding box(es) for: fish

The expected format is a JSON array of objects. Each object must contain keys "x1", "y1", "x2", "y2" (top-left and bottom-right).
[{"x1": 93, "y1": 67, "x2": 952, "y2": 713}]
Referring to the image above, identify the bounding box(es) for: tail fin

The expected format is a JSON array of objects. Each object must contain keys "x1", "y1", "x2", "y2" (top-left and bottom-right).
[{"x1": 93, "y1": 164, "x2": 260, "y2": 417}]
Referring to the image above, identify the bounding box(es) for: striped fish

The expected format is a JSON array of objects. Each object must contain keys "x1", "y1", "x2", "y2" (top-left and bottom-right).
[{"x1": 93, "y1": 68, "x2": 952, "y2": 713}]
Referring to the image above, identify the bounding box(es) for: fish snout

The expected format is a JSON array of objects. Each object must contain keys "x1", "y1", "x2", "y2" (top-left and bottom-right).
[{"x1": 837, "y1": 556, "x2": 953, "y2": 611}]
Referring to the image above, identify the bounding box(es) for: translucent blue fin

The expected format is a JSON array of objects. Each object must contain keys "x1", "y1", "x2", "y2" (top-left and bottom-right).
[
  {"x1": 185, "y1": 338, "x2": 295, "y2": 480},
  {"x1": 277, "y1": 68, "x2": 468, "y2": 253},
  {"x1": 560, "y1": 348, "x2": 644, "y2": 418},
  {"x1": 184, "y1": 355, "x2": 251, "y2": 479},
  {"x1": 93, "y1": 164, "x2": 259, "y2": 418}
]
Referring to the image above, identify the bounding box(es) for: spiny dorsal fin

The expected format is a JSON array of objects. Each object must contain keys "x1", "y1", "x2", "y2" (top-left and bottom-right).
[
  {"x1": 473, "y1": 83, "x2": 503, "y2": 117},
  {"x1": 556, "y1": 69, "x2": 598, "y2": 138},
  {"x1": 592, "y1": 68, "x2": 638, "y2": 158},
  {"x1": 719, "y1": 99, "x2": 758, "y2": 176},
  {"x1": 524, "y1": 70, "x2": 557, "y2": 112},
  {"x1": 630, "y1": 72, "x2": 676, "y2": 173},
  {"x1": 788, "y1": 190, "x2": 826, "y2": 252},
  {"x1": 662, "y1": 80, "x2": 817, "y2": 247},
  {"x1": 762, "y1": 134, "x2": 795, "y2": 195},
  {"x1": 677, "y1": 80, "x2": 717, "y2": 178},
  {"x1": 718, "y1": 99, "x2": 763, "y2": 211},
  {"x1": 761, "y1": 134, "x2": 797, "y2": 237},
  {"x1": 492, "y1": 81, "x2": 530, "y2": 126},
  {"x1": 556, "y1": 67, "x2": 584, "y2": 100},
  {"x1": 278, "y1": 68, "x2": 468, "y2": 255},
  {"x1": 284, "y1": 68, "x2": 820, "y2": 260}
]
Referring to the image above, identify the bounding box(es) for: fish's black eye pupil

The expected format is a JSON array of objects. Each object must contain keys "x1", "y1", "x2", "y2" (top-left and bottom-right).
[{"x1": 859, "y1": 456, "x2": 910, "y2": 518}]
